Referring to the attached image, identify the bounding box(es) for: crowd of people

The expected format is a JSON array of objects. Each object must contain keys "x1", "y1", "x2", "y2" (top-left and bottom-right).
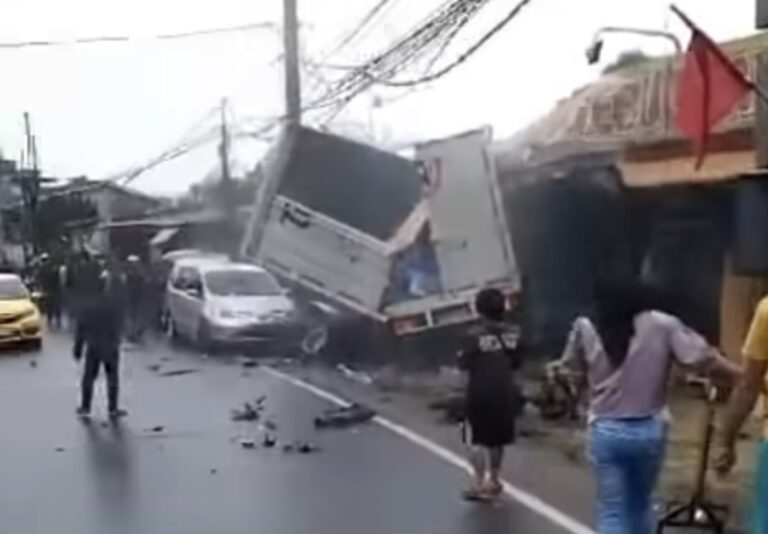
[
  {"x1": 31, "y1": 251, "x2": 164, "y2": 342},
  {"x1": 458, "y1": 281, "x2": 766, "y2": 533},
  {"x1": 30, "y1": 251, "x2": 166, "y2": 421}
]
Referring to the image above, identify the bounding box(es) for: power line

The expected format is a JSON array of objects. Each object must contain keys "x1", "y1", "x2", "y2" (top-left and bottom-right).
[
  {"x1": 307, "y1": 0, "x2": 494, "y2": 125},
  {"x1": 0, "y1": 21, "x2": 275, "y2": 50},
  {"x1": 324, "y1": 0, "x2": 400, "y2": 58},
  {"x1": 375, "y1": 0, "x2": 535, "y2": 86}
]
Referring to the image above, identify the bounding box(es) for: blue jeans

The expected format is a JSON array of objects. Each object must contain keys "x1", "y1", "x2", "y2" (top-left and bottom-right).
[
  {"x1": 755, "y1": 441, "x2": 768, "y2": 534},
  {"x1": 589, "y1": 417, "x2": 667, "y2": 534}
]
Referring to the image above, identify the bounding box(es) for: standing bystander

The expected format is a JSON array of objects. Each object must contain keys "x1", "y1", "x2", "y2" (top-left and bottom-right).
[
  {"x1": 716, "y1": 296, "x2": 768, "y2": 534},
  {"x1": 458, "y1": 288, "x2": 524, "y2": 501},
  {"x1": 73, "y1": 270, "x2": 127, "y2": 420}
]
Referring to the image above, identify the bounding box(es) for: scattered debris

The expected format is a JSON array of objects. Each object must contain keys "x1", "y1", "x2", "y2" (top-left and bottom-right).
[
  {"x1": 314, "y1": 403, "x2": 376, "y2": 429},
  {"x1": 264, "y1": 420, "x2": 278, "y2": 431},
  {"x1": 428, "y1": 394, "x2": 465, "y2": 424},
  {"x1": 210, "y1": 468, "x2": 218, "y2": 475},
  {"x1": 263, "y1": 434, "x2": 277, "y2": 448},
  {"x1": 55, "y1": 447, "x2": 65, "y2": 453},
  {"x1": 159, "y1": 368, "x2": 200, "y2": 377},
  {"x1": 240, "y1": 439, "x2": 256, "y2": 450},
  {"x1": 297, "y1": 442, "x2": 320, "y2": 454},
  {"x1": 231, "y1": 403, "x2": 261, "y2": 422},
  {"x1": 282, "y1": 443, "x2": 295, "y2": 453},
  {"x1": 337, "y1": 364, "x2": 373, "y2": 385},
  {"x1": 150, "y1": 426, "x2": 165, "y2": 433},
  {"x1": 240, "y1": 357, "x2": 259, "y2": 369},
  {"x1": 146, "y1": 364, "x2": 162, "y2": 373},
  {"x1": 29, "y1": 360, "x2": 38, "y2": 368}
]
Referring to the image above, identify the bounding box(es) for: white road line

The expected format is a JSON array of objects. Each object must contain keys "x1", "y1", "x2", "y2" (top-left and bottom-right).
[{"x1": 263, "y1": 367, "x2": 595, "y2": 534}]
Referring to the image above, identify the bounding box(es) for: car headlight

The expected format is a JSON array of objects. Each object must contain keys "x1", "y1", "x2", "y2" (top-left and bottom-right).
[{"x1": 219, "y1": 309, "x2": 236, "y2": 319}]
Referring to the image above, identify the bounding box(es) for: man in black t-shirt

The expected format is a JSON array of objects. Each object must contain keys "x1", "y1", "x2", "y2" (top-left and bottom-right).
[{"x1": 458, "y1": 288, "x2": 523, "y2": 501}]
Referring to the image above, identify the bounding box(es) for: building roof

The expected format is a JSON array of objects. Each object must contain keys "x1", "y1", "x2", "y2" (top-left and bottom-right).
[
  {"x1": 276, "y1": 127, "x2": 423, "y2": 240},
  {"x1": 493, "y1": 31, "x2": 768, "y2": 175}
]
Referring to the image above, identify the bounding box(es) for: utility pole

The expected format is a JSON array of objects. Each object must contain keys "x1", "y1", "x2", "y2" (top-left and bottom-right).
[
  {"x1": 283, "y1": 0, "x2": 302, "y2": 126},
  {"x1": 20, "y1": 112, "x2": 42, "y2": 260},
  {"x1": 759, "y1": 0, "x2": 768, "y2": 29},
  {"x1": 218, "y1": 98, "x2": 234, "y2": 209},
  {"x1": 239, "y1": 0, "x2": 302, "y2": 258}
]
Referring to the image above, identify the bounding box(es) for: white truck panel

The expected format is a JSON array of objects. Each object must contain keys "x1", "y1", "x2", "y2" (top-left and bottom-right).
[
  {"x1": 257, "y1": 196, "x2": 391, "y2": 318},
  {"x1": 416, "y1": 129, "x2": 518, "y2": 293}
]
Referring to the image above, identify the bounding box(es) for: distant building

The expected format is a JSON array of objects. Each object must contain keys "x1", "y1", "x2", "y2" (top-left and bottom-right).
[{"x1": 1, "y1": 177, "x2": 164, "y2": 257}]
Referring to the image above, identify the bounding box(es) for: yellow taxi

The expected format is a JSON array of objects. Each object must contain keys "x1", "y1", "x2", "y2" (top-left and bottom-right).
[{"x1": 0, "y1": 274, "x2": 42, "y2": 349}]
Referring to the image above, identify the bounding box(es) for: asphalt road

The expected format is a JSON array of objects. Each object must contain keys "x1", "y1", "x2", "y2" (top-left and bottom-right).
[{"x1": 0, "y1": 328, "x2": 585, "y2": 534}]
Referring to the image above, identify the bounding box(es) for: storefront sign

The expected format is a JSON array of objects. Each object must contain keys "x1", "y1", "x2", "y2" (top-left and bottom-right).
[{"x1": 562, "y1": 35, "x2": 767, "y2": 145}]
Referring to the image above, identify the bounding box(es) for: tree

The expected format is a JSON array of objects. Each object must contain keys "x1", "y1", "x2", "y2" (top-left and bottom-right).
[{"x1": 3, "y1": 193, "x2": 99, "y2": 255}]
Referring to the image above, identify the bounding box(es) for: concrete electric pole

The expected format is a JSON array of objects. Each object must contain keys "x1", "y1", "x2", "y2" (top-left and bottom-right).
[
  {"x1": 759, "y1": 0, "x2": 768, "y2": 29},
  {"x1": 283, "y1": 0, "x2": 302, "y2": 127},
  {"x1": 239, "y1": 0, "x2": 302, "y2": 258}
]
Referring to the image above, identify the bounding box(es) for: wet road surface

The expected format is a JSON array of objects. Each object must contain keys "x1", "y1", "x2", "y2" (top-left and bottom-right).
[{"x1": 0, "y1": 329, "x2": 584, "y2": 534}]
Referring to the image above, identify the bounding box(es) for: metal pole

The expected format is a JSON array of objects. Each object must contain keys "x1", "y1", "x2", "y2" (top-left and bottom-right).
[
  {"x1": 283, "y1": 0, "x2": 301, "y2": 126},
  {"x1": 238, "y1": 0, "x2": 301, "y2": 258},
  {"x1": 594, "y1": 26, "x2": 683, "y2": 56}
]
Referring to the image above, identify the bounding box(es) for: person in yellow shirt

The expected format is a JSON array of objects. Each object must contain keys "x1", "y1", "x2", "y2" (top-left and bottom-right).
[{"x1": 717, "y1": 297, "x2": 768, "y2": 533}]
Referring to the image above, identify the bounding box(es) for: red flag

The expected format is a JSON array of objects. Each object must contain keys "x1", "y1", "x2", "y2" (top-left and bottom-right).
[{"x1": 673, "y1": 5, "x2": 753, "y2": 169}]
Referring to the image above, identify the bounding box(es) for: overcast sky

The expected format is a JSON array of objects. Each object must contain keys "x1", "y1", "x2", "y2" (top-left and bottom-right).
[{"x1": 0, "y1": 0, "x2": 755, "y2": 195}]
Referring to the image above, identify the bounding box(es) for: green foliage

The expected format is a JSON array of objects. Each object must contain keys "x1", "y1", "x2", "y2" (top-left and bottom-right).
[{"x1": 3, "y1": 193, "x2": 98, "y2": 253}]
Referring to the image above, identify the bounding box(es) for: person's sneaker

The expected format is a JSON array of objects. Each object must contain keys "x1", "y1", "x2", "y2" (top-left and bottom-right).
[
  {"x1": 76, "y1": 407, "x2": 91, "y2": 419},
  {"x1": 109, "y1": 409, "x2": 128, "y2": 420}
]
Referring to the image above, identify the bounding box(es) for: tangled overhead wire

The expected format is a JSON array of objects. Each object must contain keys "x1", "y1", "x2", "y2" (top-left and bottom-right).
[{"x1": 309, "y1": 0, "x2": 536, "y2": 125}]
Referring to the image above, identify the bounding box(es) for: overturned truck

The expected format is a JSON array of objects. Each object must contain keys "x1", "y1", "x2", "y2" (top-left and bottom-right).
[{"x1": 240, "y1": 126, "x2": 518, "y2": 366}]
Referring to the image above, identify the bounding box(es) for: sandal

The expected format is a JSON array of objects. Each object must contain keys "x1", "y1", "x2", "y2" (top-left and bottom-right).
[{"x1": 485, "y1": 481, "x2": 504, "y2": 497}]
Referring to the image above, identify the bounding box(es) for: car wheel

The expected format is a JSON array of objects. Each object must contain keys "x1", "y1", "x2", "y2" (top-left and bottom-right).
[
  {"x1": 166, "y1": 317, "x2": 181, "y2": 344},
  {"x1": 196, "y1": 321, "x2": 214, "y2": 354},
  {"x1": 302, "y1": 325, "x2": 329, "y2": 356}
]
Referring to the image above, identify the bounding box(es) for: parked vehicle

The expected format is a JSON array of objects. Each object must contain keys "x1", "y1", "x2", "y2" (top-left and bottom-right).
[
  {"x1": 0, "y1": 274, "x2": 42, "y2": 349},
  {"x1": 164, "y1": 258, "x2": 304, "y2": 353},
  {"x1": 157, "y1": 250, "x2": 230, "y2": 331}
]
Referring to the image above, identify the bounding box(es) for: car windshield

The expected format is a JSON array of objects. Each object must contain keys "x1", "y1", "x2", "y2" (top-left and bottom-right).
[
  {"x1": 204, "y1": 270, "x2": 282, "y2": 297},
  {"x1": 0, "y1": 278, "x2": 28, "y2": 300}
]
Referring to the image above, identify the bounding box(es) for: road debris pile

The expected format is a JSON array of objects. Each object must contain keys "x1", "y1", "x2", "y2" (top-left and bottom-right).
[{"x1": 230, "y1": 396, "x2": 266, "y2": 422}]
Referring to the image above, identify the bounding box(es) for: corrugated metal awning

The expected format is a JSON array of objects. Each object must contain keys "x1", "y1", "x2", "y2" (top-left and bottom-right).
[{"x1": 150, "y1": 227, "x2": 180, "y2": 247}]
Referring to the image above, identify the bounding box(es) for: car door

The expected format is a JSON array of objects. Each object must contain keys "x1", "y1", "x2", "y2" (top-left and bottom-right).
[
  {"x1": 169, "y1": 266, "x2": 202, "y2": 336},
  {"x1": 184, "y1": 268, "x2": 205, "y2": 335},
  {"x1": 167, "y1": 267, "x2": 189, "y2": 334}
]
